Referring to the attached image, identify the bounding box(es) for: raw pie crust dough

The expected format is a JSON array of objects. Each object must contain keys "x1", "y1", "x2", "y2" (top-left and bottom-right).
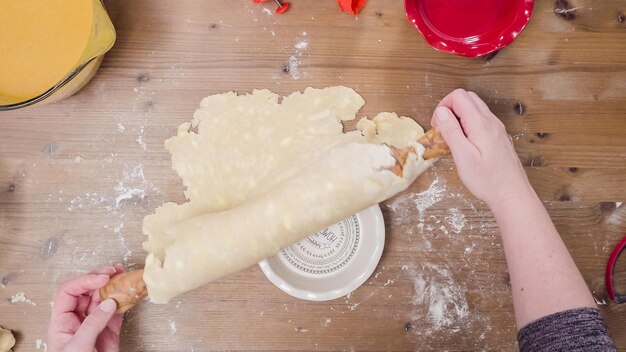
[{"x1": 143, "y1": 86, "x2": 434, "y2": 303}]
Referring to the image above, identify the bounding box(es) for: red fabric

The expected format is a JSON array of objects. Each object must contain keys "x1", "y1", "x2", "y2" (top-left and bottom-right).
[{"x1": 338, "y1": 0, "x2": 367, "y2": 15}]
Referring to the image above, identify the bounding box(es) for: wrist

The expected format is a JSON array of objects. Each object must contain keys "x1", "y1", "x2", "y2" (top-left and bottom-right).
[{"x1": 487, "y1": 182, "x2": 539, "y2": 216}]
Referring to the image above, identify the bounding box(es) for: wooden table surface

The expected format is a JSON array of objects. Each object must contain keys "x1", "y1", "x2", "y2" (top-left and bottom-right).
[{"x1": 2, "y1": 0, "x2": 626, "y2": 351}]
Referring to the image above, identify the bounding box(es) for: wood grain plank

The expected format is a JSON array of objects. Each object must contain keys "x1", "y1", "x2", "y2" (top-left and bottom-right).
[{"x1": 1, "y1": 0, "x2": 625, "y2": 351}]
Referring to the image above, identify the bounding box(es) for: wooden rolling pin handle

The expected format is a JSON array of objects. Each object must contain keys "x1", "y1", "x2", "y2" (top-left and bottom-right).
[{"x1": 99, "y1": 269, "x2": 147, "y2": 314}]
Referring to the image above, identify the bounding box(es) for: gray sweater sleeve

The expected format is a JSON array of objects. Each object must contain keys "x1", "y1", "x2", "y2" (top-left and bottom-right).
[{"x1": 517, "y1": 307, "x2": 617, "y2": 352}]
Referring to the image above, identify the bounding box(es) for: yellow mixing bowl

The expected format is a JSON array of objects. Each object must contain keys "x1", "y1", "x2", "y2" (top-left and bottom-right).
[{"x1": 0, "y1": 0, "x2": 116, "y2": 111}]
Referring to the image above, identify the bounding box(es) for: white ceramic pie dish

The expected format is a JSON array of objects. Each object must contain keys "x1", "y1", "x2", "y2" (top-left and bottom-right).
[{"x1": 258, "y1": 204, "x2": 385, "y2": 301}]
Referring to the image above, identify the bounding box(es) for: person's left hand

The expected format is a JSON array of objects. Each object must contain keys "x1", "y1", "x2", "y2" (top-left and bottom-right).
[{"x1": 48, "y1": 265, "x2": 125, "y2": 352}]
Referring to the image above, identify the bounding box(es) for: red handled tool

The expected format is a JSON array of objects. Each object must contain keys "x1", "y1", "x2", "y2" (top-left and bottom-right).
[
  {"x1": 606, "y1": 234, "x2": 626, "y2": 303},
  {"x1": 253, "y1": 0, "x2": 290, "y2": 14}
]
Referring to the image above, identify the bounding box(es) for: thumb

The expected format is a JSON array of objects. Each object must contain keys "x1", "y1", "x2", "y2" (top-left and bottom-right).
[
  {"x1": 67, "y1": 299, "x2": 117, "y2": 350},
  {"x1": 432, "y1": 106, "x2": 473, "y2": 158}
]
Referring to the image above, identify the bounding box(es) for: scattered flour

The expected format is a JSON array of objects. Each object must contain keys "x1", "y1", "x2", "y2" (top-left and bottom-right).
[
  {"x1": 136, "y1": 136, "x2": 146, "y2": 150},
  {"x1": 322, "y1": 318, "x2": 332, "y2": 327},
  {"x1": 294, "y1": 41, "x2": 308, "y2": 50},
  {"x1": 66, "y1": 163, "x2": 157, "y2": 212},
  {"x1": 262, "y1": 7, "x2": 273, "y2": 16},
  {"x1": 387, "y1": 178, "x2": 447, "y2": 232},
  {"x1": 383, "y1": 279, "x2": 395, "y2": 286},
  {"x1": 283, "y1": 36, "x2": 309, "y2": 81},
  {"x1": 70, "y1": 246, "x2": 100, "y2": 266},
  {"x1": 113, "y1": 223, "x2": 132, "y2": 263},
  {"x1": 11, "y1": 292, "x2": 36, "y2": 306},
  {"x1": 406, "y1": 264, "x2": 469, "y2": 334},
  {"x1": 136, "y1": 125, "x2": 147, "y2": 151},
  {"x1": 287, "y1": 56, "x2": 301, "y2": 80},
  {"x1": 412, "y1": 179, "x2": 447, "y2": 218},
  {"x1": 36, "y1": 339, "x2": 48, "y2": 351},
  {"x1": 607, "y1": 201, "x2": 625, "y2": 225},
  {"x1": 62, "y1": 161, "x2": 160, "y2": 268},
  {"x1": 463, "y1": 243, "x2": 477, "y2": 257},
  {"x1": 169, "y1": 320, "x2": 177, "y2": 334},
  {"x1": 115, "y1": 188, "x2": 145, "y2": 208},
  {"x1": 348, "y1": 303, "x2": 360, "y2": 311},
  {"x1": 445, "y1": 208, "x2": 466, "y2": 234},
  {"x1": 114, "y1": 164, "x2": 149, "y2": 207},
  {"x1": 68, "y1": 193, "x2": 108, "y2": 211}
]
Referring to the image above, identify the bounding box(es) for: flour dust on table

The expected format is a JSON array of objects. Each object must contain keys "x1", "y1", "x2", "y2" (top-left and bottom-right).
[
  {"x1": 384, "y1": 174, "x2": 513, "y2": 348},
  {"x1": 387, "y1": 178, "x2": 447, "y2": 230}
]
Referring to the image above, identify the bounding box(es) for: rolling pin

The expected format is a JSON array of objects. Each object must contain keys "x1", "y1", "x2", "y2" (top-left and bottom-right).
[{"x1": 100, "y1": 128, "x2": 450, "y2": 313}]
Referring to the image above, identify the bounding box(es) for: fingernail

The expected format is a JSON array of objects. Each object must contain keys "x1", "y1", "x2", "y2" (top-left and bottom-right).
[
  {"x1": 100, "y1": 299, "x2": 117, "y2": 312},
  {"x1": 436, "y1": 107, "x2": 452, "y2": 122}
]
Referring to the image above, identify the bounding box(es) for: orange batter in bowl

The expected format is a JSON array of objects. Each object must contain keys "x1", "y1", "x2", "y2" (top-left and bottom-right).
[{"x1": 0, "y1": 0, "x2": 115, "y2": 108}]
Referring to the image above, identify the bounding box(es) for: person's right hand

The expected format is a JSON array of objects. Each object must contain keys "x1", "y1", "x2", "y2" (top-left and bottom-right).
[{"x1": 430, "y1": 89, "x2": 533, "y2": 208}]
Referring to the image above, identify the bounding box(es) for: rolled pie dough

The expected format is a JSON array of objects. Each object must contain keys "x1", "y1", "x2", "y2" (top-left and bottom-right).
[{"x1": 143, "y1": 86, "x2": 435, "y2": 303}]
